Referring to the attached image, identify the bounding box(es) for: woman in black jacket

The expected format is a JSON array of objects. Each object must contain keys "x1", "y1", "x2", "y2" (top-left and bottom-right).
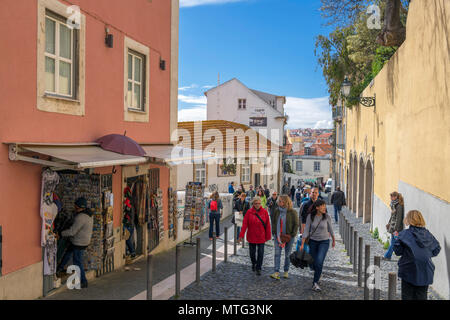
[
  {"x1": 233, "y1": 192, "x2": 250, "y2": 236},
  {"x1": 384, "y1": 191, "x2": 404, "y2": 260}
]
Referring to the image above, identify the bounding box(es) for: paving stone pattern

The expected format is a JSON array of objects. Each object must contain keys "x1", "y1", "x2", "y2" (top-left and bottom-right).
[{"x1": 174, "y1": 205, "x2": 443, "y2": 300}]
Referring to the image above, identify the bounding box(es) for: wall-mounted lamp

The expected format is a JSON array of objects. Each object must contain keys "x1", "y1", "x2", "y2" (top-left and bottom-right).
[
  {"x1": 112, "y1": 165, "x2": 117, "y2": 174},
  {"x1": 341, "y1": 77, "x2": 376, "y2": 107},
  {"x1": 105, "y1": 27, "x2": 113, "y2": 48},
  {"x1": 159, "y1": 57, "x2": 166, "y2": 70}
]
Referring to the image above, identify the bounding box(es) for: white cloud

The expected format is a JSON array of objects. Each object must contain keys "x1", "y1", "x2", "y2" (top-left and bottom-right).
[
  {"x1": 179, "y1": 84, "x2": 198, "y2": 91},
  {"x1": 180, "y1": 0, "x2": 247, "y2": 7},
  {"x1": 178, "y1": 106, "x2": 207, "y2": 122},
  {"x1": 202, "y1": 85, "x2": 214, "y2": 89},
  {"x1": 178, "y1": 94, "x2": 207, "y2": 105},
  {"x1": 284, "y1": 96, "x2": 333, "y2": 129}
]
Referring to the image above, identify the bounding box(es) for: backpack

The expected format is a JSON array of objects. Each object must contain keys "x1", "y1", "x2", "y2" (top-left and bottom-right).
[{"x1": 210, "y1": 200, "x2": 218, "y2": 211}]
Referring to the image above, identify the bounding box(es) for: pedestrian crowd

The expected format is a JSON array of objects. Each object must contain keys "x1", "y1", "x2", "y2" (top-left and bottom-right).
[{"x1": 224, "y1": 180, "x2": 442, "y2": 300}]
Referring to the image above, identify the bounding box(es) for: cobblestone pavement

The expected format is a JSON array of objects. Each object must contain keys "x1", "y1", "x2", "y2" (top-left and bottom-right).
[{"x1": 174, "y1": 205, "x2": 443, "y2": 300}]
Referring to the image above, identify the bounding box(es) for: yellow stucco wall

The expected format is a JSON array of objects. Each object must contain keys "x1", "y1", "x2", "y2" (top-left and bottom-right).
[{"x1": 345, "y1": 0, "x2": 450, "y2": 207}]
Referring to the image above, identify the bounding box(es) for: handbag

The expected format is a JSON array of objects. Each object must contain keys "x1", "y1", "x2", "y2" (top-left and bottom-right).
[
  {"x1": 280, "y1": 233, "x2": 291, "y2": 243},
  {"x1": 123, "y1": 227, "x2": 130, "y2": 241}
]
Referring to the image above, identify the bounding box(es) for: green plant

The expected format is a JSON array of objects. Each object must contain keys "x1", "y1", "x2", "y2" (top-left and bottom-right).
[
  {"x1": 383, "y1": 241, "x2": 390, "y2": 250},
  {"x1": 373, "y1": 227, "x2": 379, "y2": 240}
]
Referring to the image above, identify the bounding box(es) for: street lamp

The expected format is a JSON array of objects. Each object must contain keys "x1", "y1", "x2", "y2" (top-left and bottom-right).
[{"x1": 341, "y1": 77, "x2": 376, "y2": 108}]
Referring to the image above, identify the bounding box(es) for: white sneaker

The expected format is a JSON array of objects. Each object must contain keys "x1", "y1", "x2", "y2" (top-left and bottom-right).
[{"x1": 312, "y1": 282, "x2": 322, "y2": 292}]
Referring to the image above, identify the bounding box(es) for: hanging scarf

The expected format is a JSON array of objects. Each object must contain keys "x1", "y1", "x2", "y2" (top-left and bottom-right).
[
  {"x1": 277, "y1": 207, "x2": 287, "y2": 248},
  {"x1": 390, "y1": 199, "x2": 399, "y2": 212}
]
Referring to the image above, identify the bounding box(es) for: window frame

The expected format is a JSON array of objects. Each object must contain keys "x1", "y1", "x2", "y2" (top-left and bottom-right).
[
  {"x1": 126, "y1": 49, "x2": 147, "y2": 112},
  {"x1": 194, "y1": 162, "x2": 207, "y2": 186},
  {"x1": 238, "y1": 98, "x2": 246, "y2": 110},
  {"x1": 314, "y1": 161, "x2": 321, "y2": 172},
  {"x1": 296, "y1": 161, "x2": 303, "y2": 172},
  {"x1": 241, "y1": 159, "x2": 251, "y2": 183},
  {"x1": 44, "y1": 9, "x2": 79, "y2": 100}
]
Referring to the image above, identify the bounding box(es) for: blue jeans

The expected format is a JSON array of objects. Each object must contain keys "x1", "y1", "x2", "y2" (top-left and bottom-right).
[
  {"x1": 309, "y1": 239, "x2": 330, "y2": 284},
  {"x1": 384, "y1": 234, "x2": 398, "y2": 259},
  {"x1": 333, "y1": 205, "x2": 342, "y2": 223},
  {"x1": 125, "y1": 225, "x2": 136, "y2": 256},
  {"x1": 274, "y1": 236, "x2": 295, "y2": 272},
  {"x1": 57, "y1": 244, "x2": 87, "y2": 284},
  {"x1": 209, "y1": 212, "x2": 220, "y2": 238}
]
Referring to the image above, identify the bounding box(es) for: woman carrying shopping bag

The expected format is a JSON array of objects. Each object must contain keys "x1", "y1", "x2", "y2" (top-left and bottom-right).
[
  {"x1": 238, "y1": 196, "x2": 271, "y2": 276},
  {"x1": 270, "y1": 195, "x2": 299, "y2": 280},
  {"x1": 299, "y1": 199, "x2": 335, "y2": 292}
]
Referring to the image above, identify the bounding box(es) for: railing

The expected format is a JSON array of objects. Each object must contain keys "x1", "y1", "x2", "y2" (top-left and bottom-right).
[{"x1": 337, "y1": 144, "x2": 345, "y2": 150}]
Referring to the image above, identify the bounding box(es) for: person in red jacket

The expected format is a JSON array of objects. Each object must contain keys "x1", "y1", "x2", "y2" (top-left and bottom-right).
[{"x1": 238, "y1": 196, "x2": 272, "y2": 275}]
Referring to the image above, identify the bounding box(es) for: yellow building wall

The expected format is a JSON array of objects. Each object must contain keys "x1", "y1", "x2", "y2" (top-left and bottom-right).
[
  {"x1": 345, "y1": 0, "x2": 450, "y2": 298},
  {"x1": 346, "y1": 0, "x2": 450, "y2": 205}
]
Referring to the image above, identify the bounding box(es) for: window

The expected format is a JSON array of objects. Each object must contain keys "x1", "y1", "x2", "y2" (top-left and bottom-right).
[
  {"x1": 238, "y1": 99, "x2": 246, "y2": 109},
  {"x1": 314, "y1": 161, "x2": 321, "y2": 172},
  {"x1": 241, "y1": 159, "x2": 251, "y2": 183},
  {"x1": 127, "y1": 50, "x2": 146, "y2": 111},
  {"x1": 305, "y1": 147, "x2": 311, "y2": 155},
  {"x1": 218, "y1": 158, "x2": 237, "y2": 177},
  {"x1": 194, "y1": 163, "x2": 206, "y2": 185},
  {"x1": 124, "y1": 36, "x2": 150, "y2": 122},
  {"x1": 44, "y1": 10, "x2": 78, "y2": 99},
  {"x1": 37, "y1": 0, "x2": 85, "y2": 116},
  {"x1": 296, "y1": 161, "x2": 303, "y2": 172}
]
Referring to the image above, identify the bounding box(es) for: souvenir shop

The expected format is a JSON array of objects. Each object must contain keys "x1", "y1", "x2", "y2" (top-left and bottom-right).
[{"x1": 40, "y1": 168, "x2": 117, "y2": 295}]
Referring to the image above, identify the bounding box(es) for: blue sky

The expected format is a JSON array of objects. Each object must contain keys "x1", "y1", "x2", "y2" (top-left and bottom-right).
[{"x1": 178, "y1": 0, "x2": 335, "y2": 129}]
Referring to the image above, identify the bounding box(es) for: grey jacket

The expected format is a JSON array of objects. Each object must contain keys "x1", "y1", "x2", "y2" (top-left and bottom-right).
[{"x1": 61, "y1": 212, "x2": 94, "y2": 246}]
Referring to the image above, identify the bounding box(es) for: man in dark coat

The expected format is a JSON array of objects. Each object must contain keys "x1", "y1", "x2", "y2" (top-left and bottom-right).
[
  {"x1": 300, "y1": 187, "x2": 320, "y2": 233},
  {"x1": 330, "y1": 186, "x2": 346, "y2": 223},
  {"x1": 266, "y1": 191, "x2": 279, "y2": 220}
]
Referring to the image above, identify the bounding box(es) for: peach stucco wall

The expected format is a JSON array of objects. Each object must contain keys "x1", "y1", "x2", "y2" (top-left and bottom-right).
[{"x1": 0, "y1": 0, "x2": 173, "y2": 276}]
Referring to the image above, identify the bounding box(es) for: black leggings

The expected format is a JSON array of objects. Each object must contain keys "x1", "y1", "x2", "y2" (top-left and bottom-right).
[
  {"x1": 401, "y1": 280, "x2": 428, "y2": 300},
  {"x1": 249, "y1": 243, "x2": 265, "y2": 271}
]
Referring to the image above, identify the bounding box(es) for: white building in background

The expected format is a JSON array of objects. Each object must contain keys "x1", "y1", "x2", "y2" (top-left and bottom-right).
[
  {"x1": 205, "y1": 78, "x2": 287, "y2": 146},
  {"x1": 205, "y1": 78, "x2": 287, "y2": 191}
]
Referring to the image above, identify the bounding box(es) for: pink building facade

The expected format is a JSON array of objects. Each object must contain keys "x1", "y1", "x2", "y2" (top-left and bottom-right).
[{"x1": 0, "y1": 0, "x2": 179, "y2": 299}]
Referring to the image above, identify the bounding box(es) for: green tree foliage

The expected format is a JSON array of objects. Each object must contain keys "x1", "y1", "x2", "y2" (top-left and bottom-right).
[{"x1": 316, "y1": 0, "x2": 408, "y2": 108}]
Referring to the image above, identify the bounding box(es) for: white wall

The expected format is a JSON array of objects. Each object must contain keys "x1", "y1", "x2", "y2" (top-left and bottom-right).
[
  {"x1": 206, "y1": 79, "x2": 284, "y2": 145},
  {"x1": 287, "y1": 157, "x2": 331, "y2": 180},
  {"x1": 399, "y1": 180, "x2": 450, "y2": 299}
]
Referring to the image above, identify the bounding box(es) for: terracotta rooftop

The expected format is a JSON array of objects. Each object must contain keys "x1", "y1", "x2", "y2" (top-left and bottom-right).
[{"x1": 177, "y1": 120, "x2": 278, "y2": 156}]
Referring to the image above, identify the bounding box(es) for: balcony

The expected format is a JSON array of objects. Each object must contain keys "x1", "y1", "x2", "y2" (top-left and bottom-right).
[{"x1": 332, "y1": 106, "x2": 343, "y2": 121}]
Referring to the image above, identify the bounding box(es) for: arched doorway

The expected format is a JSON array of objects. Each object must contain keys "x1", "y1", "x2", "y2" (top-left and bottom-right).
[
  {"x1": 357, "y1": 157, "x2": 365, "y2": 218},
  {"x1": 352, "y1": 155, "x2": 358, "y2": 214},
  {"x1": 364, "y1": 161, "x2": 373, "y2": 224}
]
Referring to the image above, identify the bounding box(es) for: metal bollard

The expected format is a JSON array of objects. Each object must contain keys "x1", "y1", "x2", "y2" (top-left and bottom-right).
[
  {"x1": 353, "y1": 231, "x2": 358, "y2": 274},
  {"x1": 196, "y1": 237, "x2": 201, "y2": 284},
  {"x1": 358, "y1": 237, "x2": 363, "y2": 287},
  {"x1": 345, "y1": 219, "x2": 348, "y2": 251},
  {"x1": 339, "y1": 212, "x2": 342, "y2": 236},
  {"x1": 234, "y1": 224, "x2": 237, "y2": 256},
  {"x1": 224, "y1": 227, "x2": 228, "y2": 263},
  {"x1": 146, "y1": 253, "x2": 153, "y2": 300},
  {"x1": 374, "y1": 256, "x2": 381, "y2": 300},
  {"x1": 242, "y1": 232, "x2": 245, "y2": 248},
  {"x1": 212, "y1": 232, "x2": 216, "y2": 273},
  {"x1": 175, "y1": 245, "x2": 180, "y2": 298},
  {"x1": 364, "y1": 244, "x2": 370, "y2": 300},
  {"x1": 349, "y1": 226, "x2": 354, "y2": 261},
  {"x1": 388, "y1": 272, "x2": 397, "y2": 300}
]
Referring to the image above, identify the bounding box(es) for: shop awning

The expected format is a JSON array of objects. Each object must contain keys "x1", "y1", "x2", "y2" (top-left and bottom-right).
[
  {"x1": 142, "y1": 145, "x2": 217, "y2": 165},
  {"x1": 7, "y1": 143, "x2": 148, "y2": 170}
]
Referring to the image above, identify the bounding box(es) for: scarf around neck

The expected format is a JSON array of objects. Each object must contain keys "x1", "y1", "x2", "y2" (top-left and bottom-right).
[
  {"x1": 277, "y1": 207, "x2": 287, "y2": 247},
  {"x1": 390, "y1": 199, "x2": 399, "y2": 211}
]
